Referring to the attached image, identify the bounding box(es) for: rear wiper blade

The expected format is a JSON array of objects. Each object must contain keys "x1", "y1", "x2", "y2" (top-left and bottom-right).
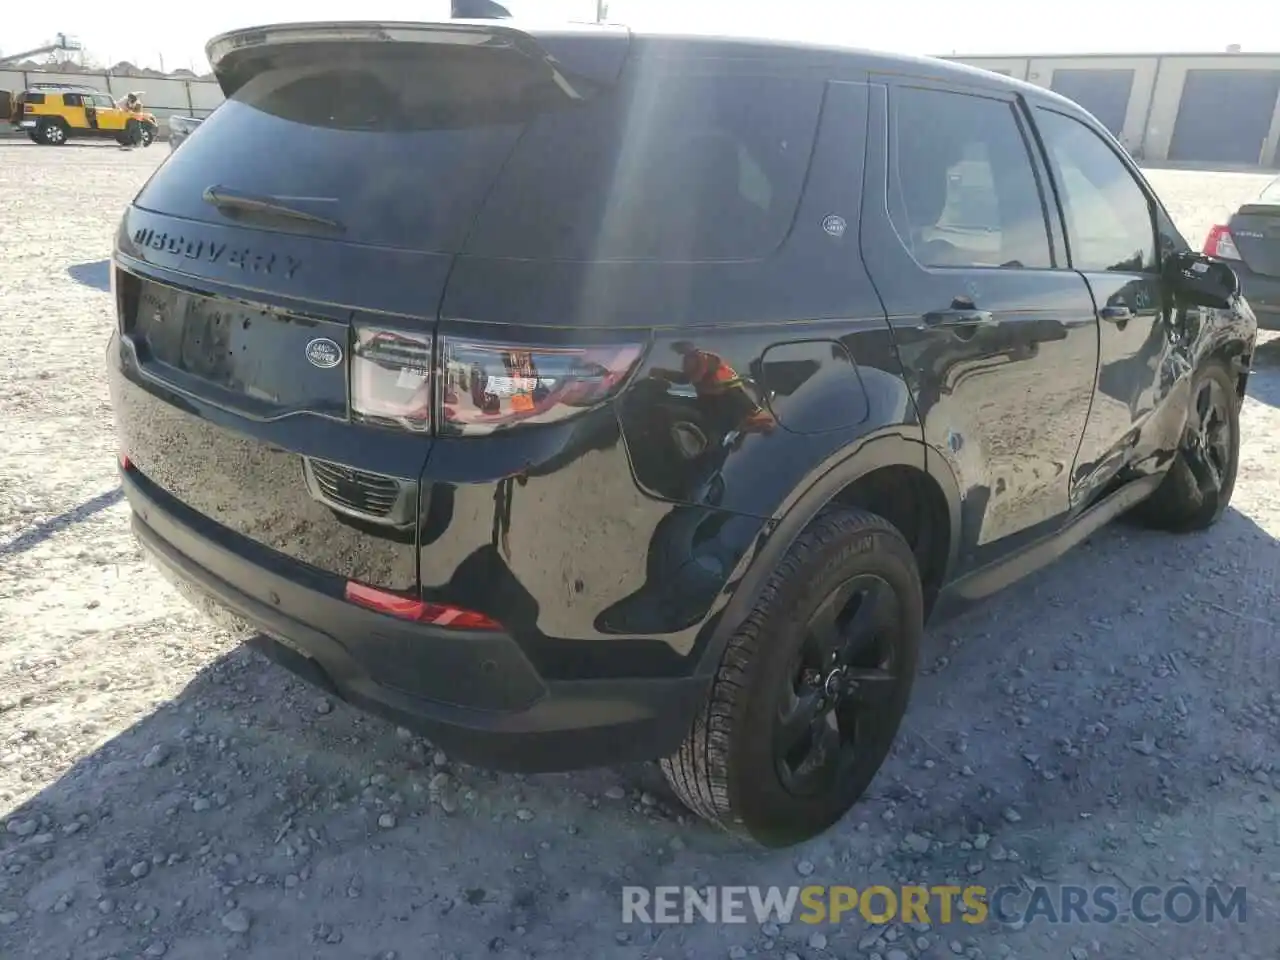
[{"x1": 202, "y1": 185, "x2": 345, "y2": 231}]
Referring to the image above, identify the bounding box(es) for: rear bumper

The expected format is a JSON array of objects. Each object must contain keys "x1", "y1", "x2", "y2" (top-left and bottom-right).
[{"x1": 124, "y1": 467, "x2": 709, "y2": 772}]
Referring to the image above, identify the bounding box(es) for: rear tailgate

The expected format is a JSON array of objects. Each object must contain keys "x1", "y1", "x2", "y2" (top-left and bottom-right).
[
  {"x1": 10, "y1": 90, "x2": 40, "y2": 125},
  {"x1": 115, "y1": 21, "x2": 629, "y2": 587},
  {"x1": 1228, "y1": 203, "x2": 1280, "y2": 278},
  {"x1": 112, "y1": 218, "x2": 444, "y2": 593}
]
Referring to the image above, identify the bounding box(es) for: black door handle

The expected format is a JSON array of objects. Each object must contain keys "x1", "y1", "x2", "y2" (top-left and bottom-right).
[
  {"x1": 923, "y1": 308, "x2": 995, "y2": 328},
  {"x1": 1099, "y1": 305, "x2": 1133, "y2": 323}
]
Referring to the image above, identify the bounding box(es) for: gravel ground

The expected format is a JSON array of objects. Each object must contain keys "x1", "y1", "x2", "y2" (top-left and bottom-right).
[{"x1": 2, "y1": 142, "x2": 1279, "y2": 960}]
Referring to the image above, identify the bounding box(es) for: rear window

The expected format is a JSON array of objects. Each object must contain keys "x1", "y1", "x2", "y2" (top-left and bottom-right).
[{"x1": 135, "y1": 43, "x2": 823, "y2": 261}]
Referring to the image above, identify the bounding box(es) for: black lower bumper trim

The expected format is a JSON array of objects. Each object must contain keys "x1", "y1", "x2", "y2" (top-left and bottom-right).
[{"x1": 125, "y1": 471, "x2": 708, "y2": 773}]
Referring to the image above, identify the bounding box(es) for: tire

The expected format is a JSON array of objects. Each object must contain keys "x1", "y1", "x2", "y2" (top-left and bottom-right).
[
  {"x1": 139, "y1": 123, "x2": 154, "y2": 147},
  {"x1": 1132, "y1": 360, "x2": 1240, "y2": 533},
  {"x1": 37, "y1": 120, "x2": 68, "y2": 146},
  {"x1": 662, "y1": 508, "x2": 922, "y2": 847}
]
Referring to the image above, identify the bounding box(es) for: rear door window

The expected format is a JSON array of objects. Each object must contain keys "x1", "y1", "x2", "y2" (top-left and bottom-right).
[
  {"x1": 888, "y1": 85, "x2": 1054, "y2": 270},
  {"x1": 134, "y1": 43, "x2": 823, "y2": 262}
]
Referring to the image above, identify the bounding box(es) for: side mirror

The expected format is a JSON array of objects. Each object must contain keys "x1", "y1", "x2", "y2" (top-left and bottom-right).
[{"x1": 1163, "y1": 250, "x2": 1240, "y2": 310}]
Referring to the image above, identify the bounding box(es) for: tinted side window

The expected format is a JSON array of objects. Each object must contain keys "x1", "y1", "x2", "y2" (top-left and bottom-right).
[
  {"x1": 22, "y1": 92, "x2": 47, "y2": 105},
  {"x1": 62, "y1": 94, "x2": 82, "y2": 106},
  {"x1": 1034, "y1": 109, "x2": 1156, "y2": 273},
  {"x1": 890, "y1": 86, "x2": 1052, "y2": 269}
]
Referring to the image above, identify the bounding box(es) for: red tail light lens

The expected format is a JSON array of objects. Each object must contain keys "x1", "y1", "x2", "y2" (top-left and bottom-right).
[
  {"x1": 344, "y1": 581, "x2": 501, "y2": 630},
  {"x1": 1203, "y1": 225, "x2": 1241, "y2": 260},
  {"x1": 349, "y1": 324, "x2": 644, "y2": 436},
  {"x1": 438, "y1": 339, "x2": 643, "y2": 436},
  {"x1": 350, "y1": 325, "x2": 433, "y2": 433}
]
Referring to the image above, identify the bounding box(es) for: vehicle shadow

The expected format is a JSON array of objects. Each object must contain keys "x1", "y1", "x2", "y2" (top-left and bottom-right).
[
  {"x1": 66, "y1": 259, "x2": 111, "y2": 293},
  {"x1": 2, "y1": 505, "x2": 1277, "y2": 956},
  {"x1": 0, "y1": 486, "x2": 123, "y2": 556}
]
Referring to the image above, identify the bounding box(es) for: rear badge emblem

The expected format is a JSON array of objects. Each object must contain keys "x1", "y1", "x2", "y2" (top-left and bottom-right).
[
  {"x1": 305, "y1": 338, "x2": 343, "y2": 369},
  {"x1": 822, "y1": 215, "x2": 847, "y2": 238}
]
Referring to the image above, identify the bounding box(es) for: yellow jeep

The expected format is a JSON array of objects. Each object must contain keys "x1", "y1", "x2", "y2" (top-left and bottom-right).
[{"x1": 6, "y1": 83, "x2": 158, "y2": 147}]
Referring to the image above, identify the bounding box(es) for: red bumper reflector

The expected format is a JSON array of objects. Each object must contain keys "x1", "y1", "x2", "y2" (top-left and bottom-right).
[{"x1": 343, "y1": 581, "x2": 501, "y2": 630}]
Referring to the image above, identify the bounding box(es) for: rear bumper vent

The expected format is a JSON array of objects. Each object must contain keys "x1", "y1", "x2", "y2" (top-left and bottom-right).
[{"x1": 303, "y1": 458, "x2": 416, "y2": 527}]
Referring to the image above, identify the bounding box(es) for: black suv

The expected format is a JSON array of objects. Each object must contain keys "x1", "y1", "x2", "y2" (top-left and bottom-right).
[{"x1": 107, "y1": 20, "x2": 1257, "y2": 847}]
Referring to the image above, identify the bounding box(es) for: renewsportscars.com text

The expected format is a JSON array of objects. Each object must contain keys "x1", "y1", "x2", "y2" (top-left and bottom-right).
[{"x1": 621, "y1": 884, "x2": 1248, "y2": 927}]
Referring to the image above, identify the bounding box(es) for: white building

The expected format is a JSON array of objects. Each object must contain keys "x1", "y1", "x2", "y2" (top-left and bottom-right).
[{"x1": 952, "y1": 51, "x2": 1280, "y2": 167}]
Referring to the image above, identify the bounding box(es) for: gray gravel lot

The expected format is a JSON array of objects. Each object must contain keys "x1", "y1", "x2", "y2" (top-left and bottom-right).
[{"x1": 2, "y1": 142, "x2": 1279, "y2": 960}]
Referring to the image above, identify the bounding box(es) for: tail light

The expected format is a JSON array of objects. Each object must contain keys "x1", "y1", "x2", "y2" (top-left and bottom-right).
[
  {"x1": 349, "y1": 322, "x2": 645, "y2": 437},
  {"x1": 1204, "y1": 225, "x2": 1241, "y2": 260},
  {"x1": 350, "y1": 325, "x2": 434, "y2": 432},
  {"x1": 23, "y1": 104, "x2": 34, "y2": 114},
  {"x1": 437, "y1": 338, "x2": 643, "y2": 437},
  {"x1": 344, "y1": 581, "x2": 501, "y2": 630}
]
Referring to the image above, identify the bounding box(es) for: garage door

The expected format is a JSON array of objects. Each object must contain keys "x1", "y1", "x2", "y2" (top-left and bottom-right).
[
  {"x1": 1050, "y1": 69, "x2": 1135, "y2": 137},
  {"x1": 1169, "y1": 69, "x2": 1280, "y2": 164}
]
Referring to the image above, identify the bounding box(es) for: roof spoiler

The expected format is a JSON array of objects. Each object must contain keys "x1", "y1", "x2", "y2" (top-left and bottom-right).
[{"x1": 206, "y1": 20, "x2": 630, "y2": 99}]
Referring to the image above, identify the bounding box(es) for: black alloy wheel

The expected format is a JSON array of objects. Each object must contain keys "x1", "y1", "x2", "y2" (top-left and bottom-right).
[
  {"x1": 1132, "y1": 360, "x2": 1240, "y2": 533},
  {"x1": 775, "y1": 573, "x2": 905, "y2": 798},
  {"x1": 662, "y1": 508, "x2": 923, "y2": 847}
]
